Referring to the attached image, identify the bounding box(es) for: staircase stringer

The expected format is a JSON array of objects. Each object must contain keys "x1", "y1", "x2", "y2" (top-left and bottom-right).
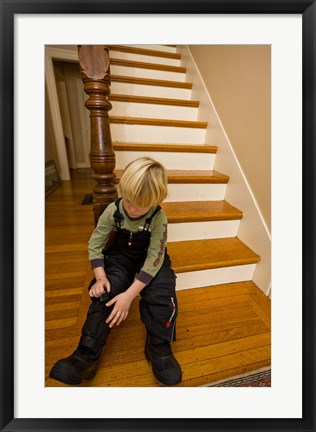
[{"x1": 178, "y1": 45, "x2": 271, "y2": 296}]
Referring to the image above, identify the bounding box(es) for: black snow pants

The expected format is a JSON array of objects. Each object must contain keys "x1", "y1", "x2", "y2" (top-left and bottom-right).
[{"x1": 79, "y1": 226, "x2": 178, "y2": 356}]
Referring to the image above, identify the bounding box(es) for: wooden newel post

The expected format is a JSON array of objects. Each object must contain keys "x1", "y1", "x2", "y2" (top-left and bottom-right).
[{"x1": 78, "y1": 45, "x2": 118, "y2": 225}]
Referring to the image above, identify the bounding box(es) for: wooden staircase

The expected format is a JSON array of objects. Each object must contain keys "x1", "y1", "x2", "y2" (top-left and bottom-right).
[{"x1": 45, "y1": 44, "x2": 271, "y2": 387}]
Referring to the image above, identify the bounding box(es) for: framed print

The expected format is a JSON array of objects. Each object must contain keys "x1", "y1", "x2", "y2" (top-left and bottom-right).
[{"x1": 0, "y1": 0, "x2": 315, "y2": 431}]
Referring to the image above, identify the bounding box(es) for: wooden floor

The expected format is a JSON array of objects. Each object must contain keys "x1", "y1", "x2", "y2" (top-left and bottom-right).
[{"x1": 45, "y1": 170, "x2": 271, "y2": 387}]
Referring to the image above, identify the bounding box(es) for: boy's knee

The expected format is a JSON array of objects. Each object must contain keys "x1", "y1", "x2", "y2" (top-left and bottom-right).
[
  {"x1": 150, "y1": 265, "x2": 176, "y2": 290},
  {"x1": 141, "y1": 272, "x2": 176, "y2": 305},
  {"x1": 87, "y1": 265, "x2": 133, "y2": 300}
]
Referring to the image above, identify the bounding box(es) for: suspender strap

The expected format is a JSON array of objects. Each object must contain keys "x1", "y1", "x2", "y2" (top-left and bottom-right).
[
  {"x1": 144, "y1": 205, "x2": 161, "y2": 230},
  {"x1": 113, "y1": 198, "x2": 124, "y2": 229}
]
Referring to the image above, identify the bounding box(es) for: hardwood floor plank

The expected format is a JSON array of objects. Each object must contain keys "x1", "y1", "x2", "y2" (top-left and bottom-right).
[
  {"x1": 46, "y1": 301, "x2": 81, "y2": 313},
  {"x1": 46, "y1": 307, "x2": 79, "y2": 321},
  {"x1": 248, "y1": 291, "x2": 271, "y2": 327},
  {"x1": 45, "y1": 257, "x2": 89, "y2": 274},
  {"x1": 46, "y1": 326, "x2": 80, "y2": 341},
  {"x1": 46, "y1": 335, "x2": 81, "y2": 353},
  {"x1": 46, "y1": 272, "x2": 87, "y2": 291},
  {"x1": 177, "y1": 333, "x2": 271, "y2": 364},
  {"x1": 183, "y1": 360, "x2": 270, "y2": 387},
  {"x1": 179, "y1": 293, "x2": 251, "y2": 312},
  {"x1": 177, "y1": 281, "x2": 255, "y2": 304},
  {"x1": 46, "y1": 317, "x2": 77, "y2": 330},
  {"x1": 178, "y1": 345, "x2": 270, "y2": 384},
  {"x1": 45, "y1": 225, "x2": 93, "y2": 237}
]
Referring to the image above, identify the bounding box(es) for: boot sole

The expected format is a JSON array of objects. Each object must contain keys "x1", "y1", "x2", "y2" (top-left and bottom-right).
[
  {"x1": 49, "y1": 365, "x2": 98, "y2": 385},
  {"x1": 49, "y1": 368, "x2": 82, "y2": 385}
]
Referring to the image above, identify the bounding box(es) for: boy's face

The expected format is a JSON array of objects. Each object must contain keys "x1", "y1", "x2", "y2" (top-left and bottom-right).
[{"x1": 122, "y1": 199, "x2": 152, "y2": 219}]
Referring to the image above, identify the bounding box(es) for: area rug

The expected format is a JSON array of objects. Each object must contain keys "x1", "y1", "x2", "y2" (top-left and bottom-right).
[{"x1": 208, "y1": 368, "x2": 271, "y2": 387}]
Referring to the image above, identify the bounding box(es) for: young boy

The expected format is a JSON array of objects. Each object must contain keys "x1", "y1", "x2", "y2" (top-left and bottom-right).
[{"x1": 49, "y1": 157, "x2": 182, "y2": 386}]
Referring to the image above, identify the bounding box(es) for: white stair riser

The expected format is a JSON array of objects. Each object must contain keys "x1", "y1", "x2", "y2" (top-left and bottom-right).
[
  {"x1": 168, "y1": 220, "x2": 240, "y2": 242},
  {"x1": 115, "y1": 150, "x2": 215, "y2": 170},
  {"x1": 111, "y1": 124, "x2": 206, "y2": 143},
  {"x1": 110, "y1": 65, "x2": 185, "y2": 82},
  {"x1": 174, "y1": 264, "x2": 256, "y2": 291},
  {"x1": 110, "y1": 82, "x2": 192, "y2": 100},
  {"x1": 109, "y1": 51, "x2": 181, "y2": 67},
  {"x1": 166, "y1": 184, "x2": 227, "y2": 202},
  {"x1": 127, "y1": 45, "x2": 177, "y2": 54},
  {"x1": 110, "y1": 101, "x2": 198, "y2": 121}
]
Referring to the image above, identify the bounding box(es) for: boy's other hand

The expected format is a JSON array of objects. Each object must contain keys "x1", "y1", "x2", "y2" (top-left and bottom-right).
[
  {"x1": 89, "y1": 277, "x2": 111, "y2": 298},
  {"x1": 105, "y1": 291, "x2": 134, "y2": 328}
]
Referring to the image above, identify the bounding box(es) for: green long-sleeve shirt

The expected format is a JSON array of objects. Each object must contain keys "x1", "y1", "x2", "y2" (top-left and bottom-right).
[{"x1": 88, "y1": 200, "x2": 168, "y2": 285}]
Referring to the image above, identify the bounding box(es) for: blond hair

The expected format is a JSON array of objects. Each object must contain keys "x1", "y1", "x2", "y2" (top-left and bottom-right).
[{"x1": 119, "y1": 157, "x2": 168, "y2": 208}]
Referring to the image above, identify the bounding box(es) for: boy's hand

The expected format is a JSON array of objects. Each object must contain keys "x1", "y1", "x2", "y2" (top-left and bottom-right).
[
  {"x1": 89, "y1": 276, "x2": 111, "y2": 298},
  {"x1": 105, "y1": 291, "x2": 134, "y2": 328}
]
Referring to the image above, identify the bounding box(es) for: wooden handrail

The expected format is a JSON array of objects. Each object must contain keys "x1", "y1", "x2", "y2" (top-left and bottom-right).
[{"x1": 78, "y1": 45, "x2": 118, "y2": 225}]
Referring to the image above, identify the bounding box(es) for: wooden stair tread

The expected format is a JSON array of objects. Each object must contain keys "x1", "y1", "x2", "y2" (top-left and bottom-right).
[
  {"x1": 114, "y1": 169, "x2": 229, "y2": 184},
  {"x1": 110, "y1": 58, "x2": 186, "y2": 74},
  {"x1": 168, "y1": 237, "x2": 260, "y2": 273},
  {"x1": 111, "y1": 74, "x2": 192, "y2": 89},
  {"x1": 166, "y1": 170, "x2": 229, "y2": 183},
  {"x1": 109, "y1": 116, "x2": 207, "y2": 129},
  {"x1": 161, "y1": 201, "x2": 243, "y2": 222},
  {"x1": 109, "y1": 94, "x2": 199, "y2": 107},
  {"x1": 113, "y1": 142, "x2": 216, "y2": 153},
  {"x1": 109, "y1": 44, "x2": 181, "y2": 60}
]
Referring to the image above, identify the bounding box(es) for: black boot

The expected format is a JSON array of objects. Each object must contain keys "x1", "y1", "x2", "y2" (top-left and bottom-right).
[
  {"x1": 49, "y1": 349, "x2": 100, "y2": 385},
  {"x1": 49, "y1": 336, "x2": 103, "y2": 385},
  {"x1": 49, "y1": 295, "x2": 112, "y2": 385},
  {"x1": 145, "y1": 337, "x2": 182, "y2": 385}
]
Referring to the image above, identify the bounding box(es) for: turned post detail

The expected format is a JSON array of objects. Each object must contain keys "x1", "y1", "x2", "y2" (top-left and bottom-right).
[{"x1": 78, "y1": 45, "x2": 118, "y2": 224}]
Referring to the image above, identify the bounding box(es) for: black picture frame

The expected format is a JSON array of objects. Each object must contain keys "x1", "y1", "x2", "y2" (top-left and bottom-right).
[{"x1": 0, "y1": 1, "x2": 315, "y2": 431}]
